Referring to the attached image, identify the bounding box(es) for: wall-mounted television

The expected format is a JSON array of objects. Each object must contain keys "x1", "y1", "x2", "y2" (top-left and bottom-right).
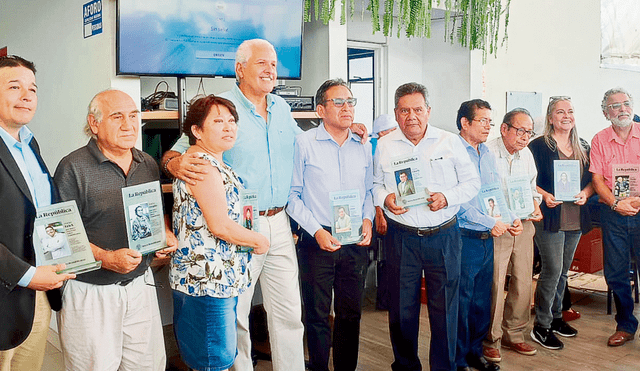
[{"x1": 117, "y1": 0, "x2": 304, "y2": 79}]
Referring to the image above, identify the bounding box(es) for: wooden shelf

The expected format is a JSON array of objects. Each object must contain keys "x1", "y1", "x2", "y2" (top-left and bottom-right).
[
  {"x1": 142, "y1": 110, "x2": 316, "y2": 120},
  {"x1": 291, "y1": 111, "x2": 318, "y2": 119},
  {"x1": 142, "y1": 111, "x2": 179, "y2": 120}
]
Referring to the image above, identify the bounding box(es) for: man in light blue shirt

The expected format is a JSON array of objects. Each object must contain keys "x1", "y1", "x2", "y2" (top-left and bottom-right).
[
  {"x1": 0, "y1": 55, "x2": 74, "y2": 370},
  {"x1": 455, "y1": 99, "x2": 522, "y2": 371},
  {"x1": 160, "y1": 39, "x2": 305, "y2": 371},
  {"x1": 287, "y1": 79, "x2": 373, "y2": 371}
]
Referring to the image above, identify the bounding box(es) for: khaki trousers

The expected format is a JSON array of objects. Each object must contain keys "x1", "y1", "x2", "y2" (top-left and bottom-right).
[
  {"x1": 484, "y1": 220, "x2": 535, "y2": 348},
  {"x1": 0, "y1": 291, "x2": 52, "y2": 371}
]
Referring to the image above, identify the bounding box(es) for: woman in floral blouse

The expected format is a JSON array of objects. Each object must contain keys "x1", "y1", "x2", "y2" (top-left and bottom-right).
[{"x1": 170, "y1": 95, "x2": 269, "y2": 371}]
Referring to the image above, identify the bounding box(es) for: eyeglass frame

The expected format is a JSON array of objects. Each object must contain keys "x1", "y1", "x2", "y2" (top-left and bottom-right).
[
  {"x1": 506, "y1": 123, "x2": 535, "y2": 137},
  {"x1": 471, "y1": 118, "x2": 494, "y2": 127},
  {"x1": 322, "y1": 97, "x2": 357, "y2": 107},
  {"x1": 605, "y1": 101, "x2": 632, "y2": 111}
]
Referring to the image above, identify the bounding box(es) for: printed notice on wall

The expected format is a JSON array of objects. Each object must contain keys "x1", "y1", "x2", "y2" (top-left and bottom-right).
[{"x1": 83, "y1": 0, "x2": 102, "y2": 38}]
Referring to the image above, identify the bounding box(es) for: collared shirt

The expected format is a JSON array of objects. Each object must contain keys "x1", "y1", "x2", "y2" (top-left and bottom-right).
[
  {"x1": 457, "y1": 135, "x2": 518, "y2": 231},
  {"x1": 590, "y1": 122, "x2": 640, "y2": 190},
  {"x1": 373, "y1": 125, "x2": 480, "y2": 228},
  {"x1": 486, "y1": 136, "x2": 541, "y2": 208},
  {"x1": 171, "y1": 84, "x2": 302, "y2": 210},
  {"x1": 287, "y1": 123, "x2": 374, "y2": 236},
  {"x1": 54, "y1": 139, "x2": 159, "y2": 285},
  {"x1": 0, "y1": 125, "x2": 53, "y2": 286}
]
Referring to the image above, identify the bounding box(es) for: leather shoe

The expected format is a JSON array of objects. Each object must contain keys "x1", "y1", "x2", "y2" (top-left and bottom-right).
[
  {"x1": 501, "y1": 341, "x2": 537, "y2": 356},
  {"x1": 607, "y1": 330, "x2": 634, "y2": 347},
  {"x1": 467, "y1": 355, "x2": 500, "y2": 371},
  {"x1": 457, "y1": 368, "x2": 472, "y2": 371},
  {"x1": 482, "y1": 346, "x2": 501, "y2": 363}
]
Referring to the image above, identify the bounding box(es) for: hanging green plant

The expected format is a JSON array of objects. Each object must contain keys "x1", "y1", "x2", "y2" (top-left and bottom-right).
[{"x1": 303, "y1": 0, "x2": 510, "y2": 58}]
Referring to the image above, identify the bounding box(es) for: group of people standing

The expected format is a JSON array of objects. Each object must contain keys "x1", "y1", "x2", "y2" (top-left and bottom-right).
[{"x1": 2, "y1": 37, "x2": 640, "y2": 371}]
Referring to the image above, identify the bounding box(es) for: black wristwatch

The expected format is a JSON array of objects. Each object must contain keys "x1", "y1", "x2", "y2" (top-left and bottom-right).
[{"x1": 611, "y1": 200, "x2": 619, "y2": 211}]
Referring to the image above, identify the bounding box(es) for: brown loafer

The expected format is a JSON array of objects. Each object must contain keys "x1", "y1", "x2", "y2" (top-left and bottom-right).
[
  {"x1": 502, "y1": 341, "x2": 537, "y2": 356},
  {"x1": 607, "y1": 331, "x2": 634, "y2": 347},
  {"x1": 562, "y1": 308, "x2": 581, "y2": 322}
]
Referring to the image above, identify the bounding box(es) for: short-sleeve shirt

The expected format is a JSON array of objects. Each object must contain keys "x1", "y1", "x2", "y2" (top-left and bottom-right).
[
  {"x1": 171, "y1": 84, "x2": 302, "y2": 210},
  {"x1": 170, "y1": 153, "x2": 251, "y2": 298},
  {"x1": 590, "y1": 122, "x2": 640, "y2": 190},
  {"x1": 54, "y1": 139, "x2": 160, "y2": 285}
]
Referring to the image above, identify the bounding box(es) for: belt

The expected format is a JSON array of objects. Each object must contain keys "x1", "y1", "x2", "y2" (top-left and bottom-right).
[
  {"x1": 115, "y1": 278, "x2": 134, "y2": 286},
  {"x1": 460, "y1": 228, "x2": 492, "y2": 240},
  {"x1": 259, "y1": 206, "x2": 284, "y2": 217},
  {"x1": 388, "y1": 216, "x2": 457, "y2": 237}
]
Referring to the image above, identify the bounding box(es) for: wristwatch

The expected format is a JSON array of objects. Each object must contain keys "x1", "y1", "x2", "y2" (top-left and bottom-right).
[{"x1": 611, "y1": 200, "x2": 619, "y2": 211}]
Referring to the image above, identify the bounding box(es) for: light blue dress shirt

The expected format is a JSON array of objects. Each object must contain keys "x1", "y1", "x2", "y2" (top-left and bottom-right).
[
  {"x1": 171, "y1": 84, "x2": 302, "y2": 210},
  {"x1": 287, "y1": 123, "x2": 374, "y2": 236},
  {"x1": 457, "y1": 135, "x2": 517, "y2": 231},
  {"x1": 0, "y1": 125, "x2": 53, "y2": 286}
]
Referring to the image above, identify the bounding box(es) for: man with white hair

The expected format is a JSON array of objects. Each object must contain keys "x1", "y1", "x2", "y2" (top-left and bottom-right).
[
  {"x1": 54, "y1": 89, "x2": 177, "y2": 370},
  {"x1": 161, "y1": 39, "x2": 307, "y2": 370},
  {"x1": 590, "y1": 87, "x2": 640, "y2": 347}
]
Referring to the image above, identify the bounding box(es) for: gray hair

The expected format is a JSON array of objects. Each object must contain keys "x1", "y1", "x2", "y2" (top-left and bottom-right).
[
  {"x1": 235, "y1": 39, "x2": 277, "y2": 67},
  {"x1": 543, "y1": 97, "x2": 589, "y2": 167},
  {"x1": 84, "y1": 89, "x2": 116, "y2": 138},
  {"x1": 502, "y1": 107, "x2": 533, "y2": 126},
  {"x1": 315, "y1": 78, "x2": 351, "y2": 108},
  {"x1": 601, "y1": 87, "x2": 633, "y2": 111},
  {"x1": 394, "y1": 82, "x2": 430, "y2": 108}
]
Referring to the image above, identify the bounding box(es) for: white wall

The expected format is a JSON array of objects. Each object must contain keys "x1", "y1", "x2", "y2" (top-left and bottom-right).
[
  {"x1": 482, "y1": 0, "x2": 640, "y2": 142},
  {"x1": 347, "y1": 12, "x2": 472, "y2": 133},
  {"x1": 0, "y1": 0, "x2": 140, "y2": 169}
]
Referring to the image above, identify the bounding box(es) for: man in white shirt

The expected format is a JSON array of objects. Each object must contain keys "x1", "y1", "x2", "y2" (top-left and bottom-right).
[
  {"x1": 373, "y1": 82, "x2": 480, "y2": 371},
  {"x1": 483, "y1": 108, "x2": 542, "y2": 363}
]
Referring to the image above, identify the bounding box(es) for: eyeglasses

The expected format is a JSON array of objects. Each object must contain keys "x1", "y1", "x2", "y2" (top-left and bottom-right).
[
  {"x1": 472, "y1": 118, "x2": 494, "y2": 127},
  {"x1": 507, "y1": 123, "x2": 535, "y2": 137},
  {"x1": 605, "y1": 101, "x2": 632, "y2": 111},
  {"x1": 323, "y1": 98, "x2": 357, "y2": 107},
  {"x1": 549, "y1": 95, "x2": 571, "y2": 102}
]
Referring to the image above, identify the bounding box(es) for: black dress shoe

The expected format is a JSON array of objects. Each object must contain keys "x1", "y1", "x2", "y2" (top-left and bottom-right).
[
  {"x1": 457, "y1": 367, "x2": 472, "y2": 371},
  {"x1": 467, "y1": 355, "x2": 500, "y2": 371}
]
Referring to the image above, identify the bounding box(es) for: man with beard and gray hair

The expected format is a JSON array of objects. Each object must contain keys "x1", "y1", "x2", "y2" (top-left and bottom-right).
[{"x1": 590, "y1": 87, "x2": 640, "y2": 347}]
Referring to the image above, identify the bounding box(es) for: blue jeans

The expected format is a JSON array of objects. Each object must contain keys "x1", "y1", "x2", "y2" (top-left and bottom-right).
[
  {"x1": 533, "y1": 224, "x2": 581, "y2": 328},
  {"x1": 172, "y1": 291, "x2": 238, "y2": 371},
  {"x1": 600, "y1": 207, "x2": 640, "y2": 334},
  {"x1": 386, "y1": 219, "x2": 461, "y2": 371},
  {"x1": 456, "y1": 232, "x2": 493, "y2": 367}
]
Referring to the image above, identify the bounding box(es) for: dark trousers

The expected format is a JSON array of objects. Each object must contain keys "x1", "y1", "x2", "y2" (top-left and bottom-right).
[
  {"x1": 601, "y1": 206, "x2": 640, "y2": 334},
  {"x1": 456, "y1": 233, "x2": 493, "y2": 367},
  {"x1": 386, "y1": 220, "x2": 461, "y2": 371},
  {"x1": 298, "y1": 228, "x2": 368, "y2": 371}
]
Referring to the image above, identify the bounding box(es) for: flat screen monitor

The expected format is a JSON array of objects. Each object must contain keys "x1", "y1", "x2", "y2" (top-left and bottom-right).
[{"x1": 117, "y1": 0, "x2": 304, "y2": 79}]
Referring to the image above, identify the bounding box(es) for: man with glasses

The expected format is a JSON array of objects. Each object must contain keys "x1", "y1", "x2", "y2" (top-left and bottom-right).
[
  {"x1": 373, "y1": 83, "x2": 480, "y2": 371},
  {"x1": 455, "y1": 100, "x2": 522, "y2": 371},
  {"x1": 287, "y1": 78, "x2": 373, "y2": 371},
  {"x1": 483, "y1": 108, "x2": 542, "y2": 363},
  {"x1": 590, "y1": 87, "x2": 640, "y2": 347},
  {"x1": 54, "y1": 90, "x2": 177, "y2": 370}
]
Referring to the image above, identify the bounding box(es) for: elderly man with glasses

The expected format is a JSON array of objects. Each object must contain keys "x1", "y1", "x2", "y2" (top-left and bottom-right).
[
  {"x1": 483, "y1": 108, "x2": 543, "y2": 363},
  {"x1": 590, "y1": 88, "x2": 640, "y2": 347}
]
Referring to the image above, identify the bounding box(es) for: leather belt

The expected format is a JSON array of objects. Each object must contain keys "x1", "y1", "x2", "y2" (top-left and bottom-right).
[
  {"x1": 460, "y1": 228, "x2": 491, "y2": 240},
  {"x1": 259, "y1": 206, "x2": 284, "y2": 217},
  {"x1": 388, "y1": 216, "x2": 457, "y2": 237},
  {"x1": 116, "y1": 278, "x2": 134, "y2": 286}
]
